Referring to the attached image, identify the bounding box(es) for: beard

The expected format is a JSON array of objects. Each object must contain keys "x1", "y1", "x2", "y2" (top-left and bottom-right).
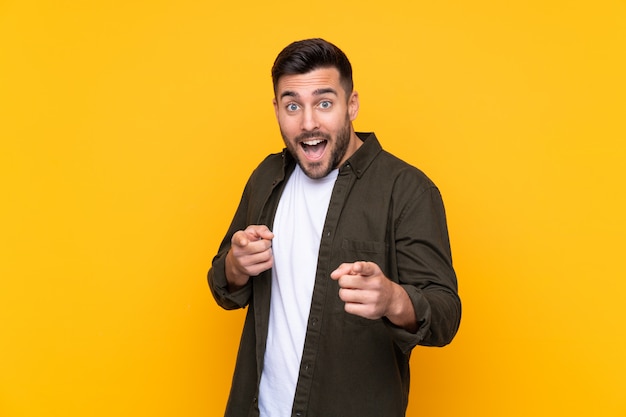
[{"x1": 281, "y1": 114, "x2": 352, "y2": 179}]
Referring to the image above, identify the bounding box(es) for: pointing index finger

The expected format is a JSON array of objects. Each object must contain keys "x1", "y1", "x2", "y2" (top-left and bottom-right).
[
  {"x1": 330, "y1": 262, "x2": 365, "y2": 279},
  {"x1": 231, "y1": 231, "x2": 249, "y2": 247}
]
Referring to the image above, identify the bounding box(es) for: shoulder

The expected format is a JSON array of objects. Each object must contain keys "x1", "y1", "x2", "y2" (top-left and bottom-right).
[
  {"x1": 371, "y1": 150, "x2": 438, "y2": 195},
  {"x1": 254, "y1": 151, "x2": 285, "y2": 172},
  {"x1": 241, "y1": 151, "x2": 294, "y2": 201},
  {"x1": 248, "y1": 151, "x2": 287, "y2": 182},
  {"x1": 355, "y1": 132, "x2": 437, "y2": 193}
]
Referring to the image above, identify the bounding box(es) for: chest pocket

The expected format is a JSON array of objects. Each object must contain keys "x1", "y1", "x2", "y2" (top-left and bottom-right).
[{"x1": 340, "y1": 238, "x2": 387, "y2": 267}]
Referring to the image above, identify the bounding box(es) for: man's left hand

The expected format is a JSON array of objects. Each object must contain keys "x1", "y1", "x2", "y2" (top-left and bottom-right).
[{"x1": 330, "y1": 261, "x2": 417, "y2": 332}]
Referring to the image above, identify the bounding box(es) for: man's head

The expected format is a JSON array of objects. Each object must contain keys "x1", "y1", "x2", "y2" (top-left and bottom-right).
[
  {"x1": 271, "y1": 39, "x2": 361, "y2": 179},
  {"x1": 271, "y1": 38, "x2": 354, "y2": 99}
]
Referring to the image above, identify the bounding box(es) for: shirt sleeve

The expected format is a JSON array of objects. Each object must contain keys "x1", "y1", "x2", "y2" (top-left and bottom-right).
[
  {"x1": 389, "y1": 181, "x2": 462, "y2": 352},
  {"x1": 207, "y1": 178, "x2": 255, "y2": 310},
  {"x1": 208, "y1": 250, "x2": 252, "y2": 310}
]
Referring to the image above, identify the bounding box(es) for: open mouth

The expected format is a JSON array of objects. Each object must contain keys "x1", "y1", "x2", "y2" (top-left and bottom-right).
[{"x1": 300, "y1": 138, "x2": 328, "y2": 161}]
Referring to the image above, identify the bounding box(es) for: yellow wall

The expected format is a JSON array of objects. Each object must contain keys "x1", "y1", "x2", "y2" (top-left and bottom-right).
[{"x1": 1, "y1": 1, "x2": 625, "y2": 416}]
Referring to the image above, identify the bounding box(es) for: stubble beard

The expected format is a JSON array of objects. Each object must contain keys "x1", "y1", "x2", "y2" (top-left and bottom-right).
[{"x1": 282, "y1": 115, "x2": 352, "y2": 180}]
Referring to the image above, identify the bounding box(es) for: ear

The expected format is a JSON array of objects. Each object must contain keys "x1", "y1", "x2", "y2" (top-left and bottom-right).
[
  {"x1": 273, "y1": 97, "x2": 279, "y2": 119},
  {"x1": 348, "y1": 91, "x2": 360, "y2": 121}
]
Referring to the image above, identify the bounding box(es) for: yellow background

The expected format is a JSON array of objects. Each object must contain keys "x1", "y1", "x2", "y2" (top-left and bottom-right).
[{"x1": 1, "y1": 1, "x2": 625, "y2": 416}]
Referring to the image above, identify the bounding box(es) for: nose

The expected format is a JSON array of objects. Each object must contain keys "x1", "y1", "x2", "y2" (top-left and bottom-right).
[{"x1": 301, "y1": 107, "x2": 319, "y2": 132}]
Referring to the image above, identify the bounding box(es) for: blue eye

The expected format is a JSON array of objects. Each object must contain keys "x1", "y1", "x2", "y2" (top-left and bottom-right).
[
  {"x1": 287, "y1": 103, "x2": 299, "y2": 111},
  {"x1": 319, "y1": 100, "x2": 332, "y2": 109}
]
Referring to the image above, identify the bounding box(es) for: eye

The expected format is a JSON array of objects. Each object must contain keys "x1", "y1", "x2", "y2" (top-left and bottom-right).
[
  {"x1": 287, "y1": 103, "x2": 300, "y2": 112},
  {"x1": 319, "y1": 100, "x2": 332, "y2": 109}
]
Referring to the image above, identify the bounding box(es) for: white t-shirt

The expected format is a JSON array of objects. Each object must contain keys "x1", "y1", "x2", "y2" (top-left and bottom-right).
[{"x1": 258, "y1": 165, "x2": 338, "y2": 417}]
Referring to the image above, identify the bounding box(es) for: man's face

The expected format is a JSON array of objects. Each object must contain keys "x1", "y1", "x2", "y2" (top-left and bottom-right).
[{"x1": 273, "y1": 67, "x2": 360, "y2": 179}]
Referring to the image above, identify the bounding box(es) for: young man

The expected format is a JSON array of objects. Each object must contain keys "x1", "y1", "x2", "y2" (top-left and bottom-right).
[{"x1": 208, "y1": 38, "x2": 461, "y2": 417}]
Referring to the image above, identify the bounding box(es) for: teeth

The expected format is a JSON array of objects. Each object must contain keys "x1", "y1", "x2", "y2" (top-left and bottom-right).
[{"x1": 303, "y1": 139, "x2": 324, "y2": 146}]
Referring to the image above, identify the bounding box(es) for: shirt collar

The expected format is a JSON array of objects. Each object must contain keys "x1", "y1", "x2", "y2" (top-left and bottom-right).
[{"x1": 342, "y1": 132, "x2": 382, "y2": 179}]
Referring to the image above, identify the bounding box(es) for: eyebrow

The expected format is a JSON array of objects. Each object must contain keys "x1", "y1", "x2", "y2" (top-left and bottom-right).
[{"x1": 279, "y1": 87, "x2": 338, "y2": 100}]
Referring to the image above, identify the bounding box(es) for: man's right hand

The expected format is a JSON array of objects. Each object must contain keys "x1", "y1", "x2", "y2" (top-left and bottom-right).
[{"x1": 225, "y1": 225, "x2": 274, "y2": 291}]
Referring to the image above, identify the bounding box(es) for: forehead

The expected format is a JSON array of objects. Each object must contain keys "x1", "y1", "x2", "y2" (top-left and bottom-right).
[{"x1": 275, "y1": 67, "x2": 343, "y2": 99}]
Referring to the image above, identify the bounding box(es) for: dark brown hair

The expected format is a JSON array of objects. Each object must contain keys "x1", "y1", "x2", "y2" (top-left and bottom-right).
[{"x1": 271, "y1": 38, "x2": 353, "y2": 96}]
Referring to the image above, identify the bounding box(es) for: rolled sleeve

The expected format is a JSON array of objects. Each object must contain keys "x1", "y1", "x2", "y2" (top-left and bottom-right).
[{"x1": 208, "y1": 252, "x2": 252, "y2": 310}]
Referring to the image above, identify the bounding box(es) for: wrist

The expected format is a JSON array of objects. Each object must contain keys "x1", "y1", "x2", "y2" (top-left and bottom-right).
[{"x1": 385, "y1": 284, "x2": 418, "y2": 333}]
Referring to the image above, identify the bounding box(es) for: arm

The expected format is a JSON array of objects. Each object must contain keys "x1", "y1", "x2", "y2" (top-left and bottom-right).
[
  {"x1": 208, "y1": 152, "x2": 286, "y2": 310},
  {"x1": 209, "y1": 224, "x2": 274, "y2": 309},
  {"x1": 331, "y1": 182, "x2": 461, "y2": 349},
  {"x1": 392, "y1": 185, "x2": 461, "y2": 347}
]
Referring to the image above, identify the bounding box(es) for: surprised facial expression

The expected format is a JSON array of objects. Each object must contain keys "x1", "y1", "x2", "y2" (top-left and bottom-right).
[{"x1": 273, "y1": 67, "x2": 360, "y2": 179}]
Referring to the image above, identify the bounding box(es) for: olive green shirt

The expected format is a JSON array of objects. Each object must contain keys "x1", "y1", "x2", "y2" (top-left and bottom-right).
[{"x1": 209, "y1": 132, "x2": 461, "y2": 417}]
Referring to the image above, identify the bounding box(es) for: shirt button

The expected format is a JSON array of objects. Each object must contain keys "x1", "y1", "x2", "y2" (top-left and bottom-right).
[{"x1": 311, "y1": 318, "x2": 318, "y2": 326}]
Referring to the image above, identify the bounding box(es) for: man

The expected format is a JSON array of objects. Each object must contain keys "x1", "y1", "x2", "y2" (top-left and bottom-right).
[{"x1": 208, "y1": 38, "x2": 461, "y2": 417}]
